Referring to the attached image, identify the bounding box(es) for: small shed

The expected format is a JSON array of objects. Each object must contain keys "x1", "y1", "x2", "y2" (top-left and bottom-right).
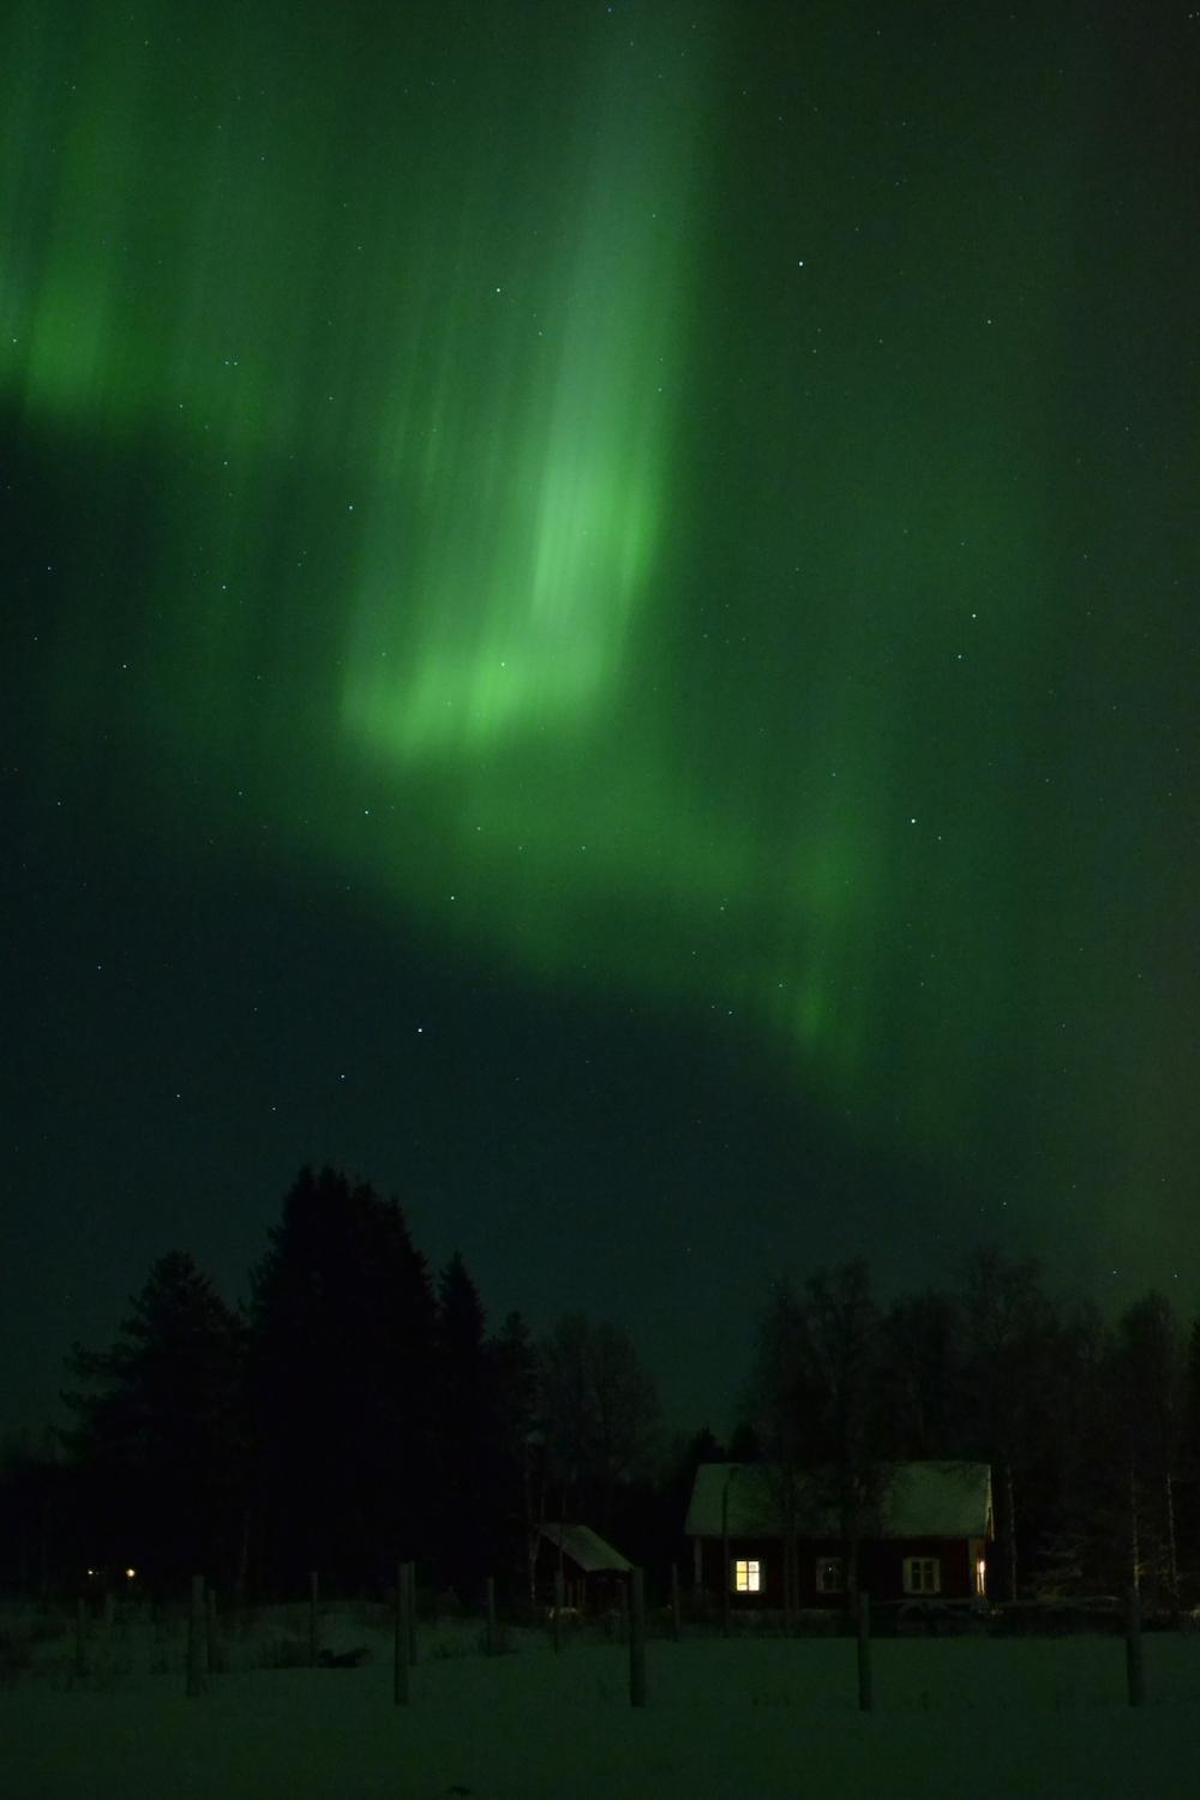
[{"x1": 536, "y1": 1523, "x2": 634, "y2": 1612}]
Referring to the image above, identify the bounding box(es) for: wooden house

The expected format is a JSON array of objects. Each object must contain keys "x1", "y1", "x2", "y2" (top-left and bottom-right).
[
  {"x1": 535, "y1": 1522, "x2": 633, "y2": 1612},
  {"x1": 685, "y1": 1461, "x2": 993, "y2": 1608}
]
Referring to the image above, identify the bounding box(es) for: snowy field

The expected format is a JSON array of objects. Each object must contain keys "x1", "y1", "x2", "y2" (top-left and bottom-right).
[{"x1": 5, "y1": 1606, "x2": 1200, "y2": 1799}]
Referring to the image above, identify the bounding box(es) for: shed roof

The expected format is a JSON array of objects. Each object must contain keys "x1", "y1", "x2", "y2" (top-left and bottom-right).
[
  {"x1": 538, "y1": 1523, "x2": 634, "y2": 1574},
  {"x1": 685, "y1": 1461, "x2": 993, "y2": 1541}
]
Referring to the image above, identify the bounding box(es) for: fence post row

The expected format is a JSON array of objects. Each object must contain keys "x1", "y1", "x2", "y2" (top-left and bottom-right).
[{"x1": 57, "y1": 1562, "x2": 1174, "y2": 1715}]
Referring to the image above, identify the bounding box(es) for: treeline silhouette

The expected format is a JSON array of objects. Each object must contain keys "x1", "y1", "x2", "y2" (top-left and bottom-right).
[
  {"x1": 3, "y1": 1168, "x2": 661, "y2": 1604},
  {"x1": 2, "y1": 1167, "x2": 1199, "y2": 1613}
]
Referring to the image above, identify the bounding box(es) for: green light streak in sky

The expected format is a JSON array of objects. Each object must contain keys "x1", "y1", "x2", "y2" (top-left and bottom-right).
[{"x1": 344, "y1": 70, "x2": 685, "y2": 760}]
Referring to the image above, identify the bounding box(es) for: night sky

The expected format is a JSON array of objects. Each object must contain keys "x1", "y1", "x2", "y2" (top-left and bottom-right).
[{"x1": 3, "y1": 0, "x2": 1198, "y2": 1446}]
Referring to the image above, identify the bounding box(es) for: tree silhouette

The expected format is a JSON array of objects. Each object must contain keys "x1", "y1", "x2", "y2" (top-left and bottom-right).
[
  {"x1": 488, "y1": 1310, "x2": 540, "y2": 1601},
  {"x1": 1110, "y1": 1290, "x2": 1184, "y2": 1608},
  {"x1": 537, "y1": 1314, "x2": 660, "y2": 1530},
  {"x1": 746, "y1": 1262, "x2": 885, "y2": 1605},
  {"x1": 434, "y1": 1250, "x2": 490, "y2": 1595},
  {"x1": 956, "y1": 1247, "x2": 1056, "y2": 1601},
  {"x1": 61, "y1": 1251, "x2": 246, "y2": 1591},
  {"x1": 248, "y1": 1167, "x2": 435, "y2": 1594}
]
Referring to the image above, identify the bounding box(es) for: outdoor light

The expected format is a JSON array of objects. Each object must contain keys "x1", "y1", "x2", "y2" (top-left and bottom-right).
[{"x1": 125, "y1": 1568, "x2": 136, "y2": 1579}]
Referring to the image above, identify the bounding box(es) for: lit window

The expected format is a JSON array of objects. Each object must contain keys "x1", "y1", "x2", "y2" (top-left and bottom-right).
[
  {"x1": 975, "y1": 1557, "x2": 986, "y2": 1595},
  {"x1": 816, "y1": 1556, "x2": 844, "y2": 1594},
  {"x1": 733, "y1": 1559, "x2": 761, "y2": 1593},
  {"x1": 903, "y1": 1556, "x2": 941, "y2": 1595}
]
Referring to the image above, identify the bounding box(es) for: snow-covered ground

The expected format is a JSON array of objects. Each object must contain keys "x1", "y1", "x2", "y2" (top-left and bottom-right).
[{"x1": 4, "y1": 1605, "x2": 1200, "y2": 1798}]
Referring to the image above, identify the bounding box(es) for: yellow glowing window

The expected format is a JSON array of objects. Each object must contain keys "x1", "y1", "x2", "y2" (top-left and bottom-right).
[{"x1": 733, "y1": 1559, "x2": 761, "y2": 1593}]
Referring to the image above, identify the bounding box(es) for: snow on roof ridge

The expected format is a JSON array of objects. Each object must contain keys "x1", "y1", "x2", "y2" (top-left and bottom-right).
[
  {"x1": 685, "y1": 1459, "x2": 993, "y2": 1540},
  {"x1": 537, "y1": 1522, "x2": 634, "y2": 1573}
]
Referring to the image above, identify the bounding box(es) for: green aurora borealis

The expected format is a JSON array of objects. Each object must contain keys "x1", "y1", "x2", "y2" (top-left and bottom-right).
[{"x1": 3, "y1": 0, "x2": 1198, "y2": 1427}]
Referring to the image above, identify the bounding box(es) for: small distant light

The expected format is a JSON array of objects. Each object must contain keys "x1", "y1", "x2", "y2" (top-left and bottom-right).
[
  {"x1": 125, "y1": 1568, "x2": 137, "y2": 1580},
  {"x1": 86, "y1": 1568, "x2": 95, "y2": 1578}
]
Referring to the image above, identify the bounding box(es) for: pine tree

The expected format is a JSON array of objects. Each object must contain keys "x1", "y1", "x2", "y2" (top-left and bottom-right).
[
  {"x1": 248, "y1": 1167, "x2": 435, "y2": 1594},
  {"x1": 61, "y1": 1251, "x2": 247, "y2": 1591}
]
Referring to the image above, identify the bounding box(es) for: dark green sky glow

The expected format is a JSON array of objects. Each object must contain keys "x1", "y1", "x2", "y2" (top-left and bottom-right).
[{"x1": 3, "y1": 0, "x2": 1197, "y2": 1437}]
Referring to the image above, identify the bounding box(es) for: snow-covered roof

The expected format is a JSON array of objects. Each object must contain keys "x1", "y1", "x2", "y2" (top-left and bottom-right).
[
  {"x1": 538, "y1": 1523, "x2": 634, "y2": 1573},
  {"x1": 685, "y1": 1462, "x2": 993, "y2": 1541}
]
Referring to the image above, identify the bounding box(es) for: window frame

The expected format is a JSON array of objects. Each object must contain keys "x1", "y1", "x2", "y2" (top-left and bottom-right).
[
  {"x1": 902, "y1": 1555, "x2": 942, "y2": 1595},
  {"x1": 732, "y1": 1557, "x2": 762, "y2": 1594}
]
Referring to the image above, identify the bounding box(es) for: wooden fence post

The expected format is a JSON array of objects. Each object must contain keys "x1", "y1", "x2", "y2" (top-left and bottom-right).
[
  {"x1": 721, "y1": 1523, "x2": 731, "y2": 1639},
  {"x1": 552, "y1": 1569, "x2": 563, "y2": 1654},
  {"x1": 402, "y1": 1562, "x2": 417, "y2": 1666},
  {"x1": 308, "y1": 1571, "x2": 320, "y2": 1667},
  {"x1": 205, "y1": 1586, "x2": 219, "y2": 1675},
  {"x1": 485, "y1": 1577, "x2": 497, "y2": 1656},
  {"x1": 74, "y1": 1595, "x2": 87, "y2": 1681},
  {"x1": 856, "y1": 1591, "x2": 872, "y2": 1713},
  {"x1": 102, "y1": 1590, "x2": 115, "y2": 1662},
  {"x1": 670, "y1": 1563, "x2": 681, "y2": 1642},
  {"x1": 187, "y1": 1575, "x2": 206, "y2": 1697},
  {"x1": 629, "y1": 1569, "x2": 647, "y2": 1707},
  {"x1": 394, "y1": 1562, "x2": 409, "y2": 1705},
  {"x1": 1125, "y1": 1586, "x2": 1145, "y2": 1707}
]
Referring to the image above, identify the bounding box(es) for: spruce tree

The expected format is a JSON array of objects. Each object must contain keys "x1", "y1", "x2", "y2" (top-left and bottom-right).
[
  {"x1": 248, "y1": 1167, "x2": 435, "y2": 1594},
  {"x1": 61, "y1": 1251, "x2": 246, "y2": 1591}
]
